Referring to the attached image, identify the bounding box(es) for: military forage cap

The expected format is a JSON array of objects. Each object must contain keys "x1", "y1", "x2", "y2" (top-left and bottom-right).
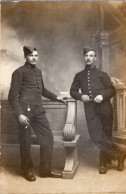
[
  {"x1": 83, "y1": 46, "x2": 96, "y2": 55},
  {"x1": 23, "y1": 46, "x2": 37, "y2": 56}
]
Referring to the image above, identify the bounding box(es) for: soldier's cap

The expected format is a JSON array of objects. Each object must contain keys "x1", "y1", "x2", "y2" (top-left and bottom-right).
[
  {"x1": 83, "y1": 46, "x2": 96, "y2": 55},
  {"x1": 23, "y1": 46, "x2": 37, "y2": 56}
]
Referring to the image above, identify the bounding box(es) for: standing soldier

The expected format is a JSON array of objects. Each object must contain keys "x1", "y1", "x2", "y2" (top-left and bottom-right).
[
  {"x1": 70, "y1": 47, "x2": 125, "y2": 174},
  {"x1": 8, "y1": 46, "x2": 64, "y2": 181}
]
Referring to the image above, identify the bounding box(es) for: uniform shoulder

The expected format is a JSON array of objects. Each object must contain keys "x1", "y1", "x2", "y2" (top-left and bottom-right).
[
  {"x1": 12, "y1": 65, "x2": 25, "y2": 75},
  {"x1": 36, "y1": 67, "x2": 42, "y2": 73},
  {"x1": 75, "y1": 70, "x2": 84, "y2": 77},
  {"x1": 95, "y1": 68, "x2": 108, "y2": 76}
]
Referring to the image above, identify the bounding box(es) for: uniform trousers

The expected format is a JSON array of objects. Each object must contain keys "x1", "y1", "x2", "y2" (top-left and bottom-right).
[
  {"x1": 84, "y1": 100, "x2": 118, "y2": 161},
  {"x1": 18, "y1": 103, "x2": 54, "y2": 174}
]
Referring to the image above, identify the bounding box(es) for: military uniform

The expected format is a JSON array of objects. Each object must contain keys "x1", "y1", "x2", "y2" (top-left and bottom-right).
[
  {"x1": 8, "y1": 62, "x2": 57, "y2": 174},
  {"x1": 70, "y1": 65, "x2": 116, "y2": 158}
]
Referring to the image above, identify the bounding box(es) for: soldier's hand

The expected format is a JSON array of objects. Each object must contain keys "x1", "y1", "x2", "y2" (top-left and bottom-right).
[
  {"x1": 56, "y1": 96, "x2": 66, "y2": 103},
  {"x1": 18, "y1": 114, "x2": 29, "y2": 126},
  {"x1": 81, "y1": 95, "x2": 90, "y2": 102},
  {"x1": 94, "y1": 95, "x2": 103, "y2": 103}
]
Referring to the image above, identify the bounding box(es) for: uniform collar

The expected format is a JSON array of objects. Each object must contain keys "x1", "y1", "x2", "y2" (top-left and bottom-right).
[
  {"x1": 25, "y1": 62, "x2": 36, "y2": 69},
  {"x1": 84, "y1": 64, "x2": 96, "y2": 71}
]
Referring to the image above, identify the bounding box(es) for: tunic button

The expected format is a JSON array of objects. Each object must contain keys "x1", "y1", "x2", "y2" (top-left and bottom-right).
[{"x1": 89, "y1": 91, "x2": 92, "y2": 93}]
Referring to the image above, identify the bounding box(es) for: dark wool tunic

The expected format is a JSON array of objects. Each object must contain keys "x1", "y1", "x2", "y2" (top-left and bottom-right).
[
  {"x1": 8, "y1": 62, "x2": 57, "y2": 116},
  {"x1": 70, "y1": 66, "x2": 116, "y2": 146},
  {"x1": 8, "y1": 62, "x2": 57, "y2": 172}
]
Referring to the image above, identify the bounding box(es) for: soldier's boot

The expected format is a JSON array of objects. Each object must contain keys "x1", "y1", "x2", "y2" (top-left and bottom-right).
[{"x1": 99, "y1": 151, "x2": 107, "y2": 174}]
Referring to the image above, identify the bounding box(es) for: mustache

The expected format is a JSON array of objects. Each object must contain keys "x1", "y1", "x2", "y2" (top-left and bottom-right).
[{"x1": 31, "y1": 60, "x2": 37, "y2": 62}]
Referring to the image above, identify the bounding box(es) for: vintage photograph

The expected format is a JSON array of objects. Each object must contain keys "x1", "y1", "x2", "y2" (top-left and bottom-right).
[{"x1": 0, "y1": 0, "x2": 126, "y2": 193}]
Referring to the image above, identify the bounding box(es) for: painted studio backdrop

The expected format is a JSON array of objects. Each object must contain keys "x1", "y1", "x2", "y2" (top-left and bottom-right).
[{"x1": 1, "y1": 1, "x2": 126, "y2": 147}]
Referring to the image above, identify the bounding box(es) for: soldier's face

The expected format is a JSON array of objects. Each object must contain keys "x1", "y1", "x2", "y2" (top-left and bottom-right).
[
  {"x1": 83, "y1": 51, "x2": 96, "y2": 66},
  {"x1": 25, "y1": 51, "x2": 38, "y2": 65}
]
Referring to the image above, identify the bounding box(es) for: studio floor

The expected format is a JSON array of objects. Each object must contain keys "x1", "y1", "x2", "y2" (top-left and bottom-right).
[{"x1": 0, "y1": 147, "x2": 126, "y2": 194}]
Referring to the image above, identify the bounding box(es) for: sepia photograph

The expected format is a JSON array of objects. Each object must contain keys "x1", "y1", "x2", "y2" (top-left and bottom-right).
[{"x1": 0, "y1": 0, "x2": 126, "y2": 193}]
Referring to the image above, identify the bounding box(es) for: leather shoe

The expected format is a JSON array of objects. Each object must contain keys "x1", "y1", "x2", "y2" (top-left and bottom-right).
[
  {"x1": 40, "y1": 171, "x2": 62, "y2": 178},
  {"x1": 99, "y1": 165, "x2": 107, "y2": 174},
  {"x1": 117, "y1": 154, "x2": 125, "y2": 171},
  {"x1": 23, "y1": 169, "x2": 36, "y2": 181}
]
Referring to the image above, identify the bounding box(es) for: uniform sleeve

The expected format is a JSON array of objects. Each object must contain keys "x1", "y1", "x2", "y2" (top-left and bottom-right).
[
  {"x1": 70, "y1": 74, "x2": 83, "y2": 101},
  {"x1": 42, "y1": 78, "x2": 57, "y2": 101},
  {"x1": 8, "y1": 69, "x2": 24, "y2": 117},
  {"x1": 100, "y1": 73, "x2": 116, "y2": 100}
]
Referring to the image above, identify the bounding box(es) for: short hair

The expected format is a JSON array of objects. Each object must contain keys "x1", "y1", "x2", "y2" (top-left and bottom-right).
[
  {"x1": 23, "y1": 46, "x2": 38, "y2": 57},
  {"x1": 83, "y1": 46, "x2": 96, "y2": 56}
]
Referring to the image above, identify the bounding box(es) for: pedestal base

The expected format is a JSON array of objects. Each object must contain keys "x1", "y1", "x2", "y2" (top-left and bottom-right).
[{"x1": 62, "y1": 135, "x2": 80, "y2": 179}]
